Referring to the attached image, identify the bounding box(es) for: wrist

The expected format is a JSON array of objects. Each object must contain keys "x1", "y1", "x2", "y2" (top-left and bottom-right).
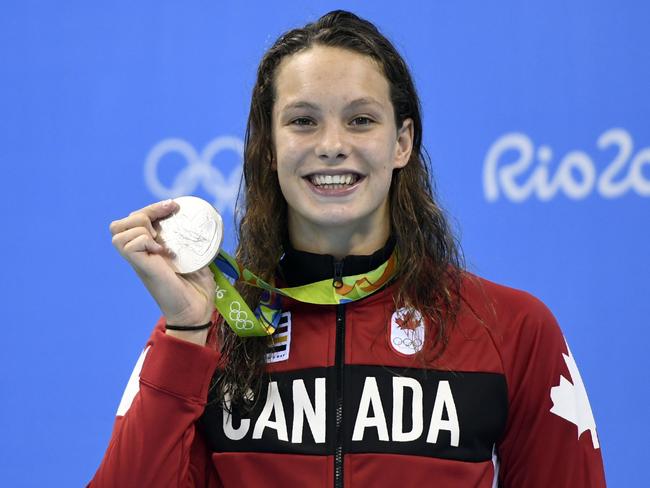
[
  {"x1": 165, "y1": 320, "x2": 213, "y2": 347},
  {"x1": 164, "y1": 308, "x2": 213, "y2": 328},
  {"x1": 165, "y1": 327, "x2": 210, "y2": 346},
  {"x1": 166, "y1": 322, "x2": 212, "y2": 331}
]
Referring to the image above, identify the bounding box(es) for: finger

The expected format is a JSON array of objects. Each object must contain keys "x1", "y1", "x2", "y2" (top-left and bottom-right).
[
  {"x1": 110, "y1": 211, "x2": 158, "y2": 238},
  {"x1": 112, "y1": 226, "x2": 156, "y2": 252},
  {"x1": 135, "y1": 199, "x2": 180, "y2": 225},
  {"x1": 122, "y1": 233, "x2": 165, "y2": 256},
  {"x1": 109, "y1": 199, "x2": 179, "y2": 236}
]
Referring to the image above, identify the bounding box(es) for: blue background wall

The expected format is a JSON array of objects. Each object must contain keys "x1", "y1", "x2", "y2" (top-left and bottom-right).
[{"x1": 1, "y1": 1, "x2": 647, "y2": 486}]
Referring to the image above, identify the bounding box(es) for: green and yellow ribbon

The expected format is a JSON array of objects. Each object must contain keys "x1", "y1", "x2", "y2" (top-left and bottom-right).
[{"x1": 209, "y1": 249, "x2": 397, "y2": 337}]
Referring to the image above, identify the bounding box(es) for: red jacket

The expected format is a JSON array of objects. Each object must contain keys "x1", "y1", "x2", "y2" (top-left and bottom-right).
[{"x1": 90, "y1": 253, "x2": 605, "y2": 487}]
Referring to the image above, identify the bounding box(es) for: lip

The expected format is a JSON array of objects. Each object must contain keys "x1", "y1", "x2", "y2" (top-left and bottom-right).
[
  {"x1": 303, "y1": 173, "x2": 366, "y2": 197},
  {"x1": 303, "y1": 169, "x2": 364, "y2": 178}
]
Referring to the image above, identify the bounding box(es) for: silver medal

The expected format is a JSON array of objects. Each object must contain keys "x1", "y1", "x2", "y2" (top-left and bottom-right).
[{"x1": 156, "y1": 196, "x2": 224, "y2": 274}]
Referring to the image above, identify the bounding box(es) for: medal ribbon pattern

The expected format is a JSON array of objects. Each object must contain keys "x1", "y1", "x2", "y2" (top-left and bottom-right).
[{"x1": 209, "y1": 249, "x2": 398, "y2": 337}]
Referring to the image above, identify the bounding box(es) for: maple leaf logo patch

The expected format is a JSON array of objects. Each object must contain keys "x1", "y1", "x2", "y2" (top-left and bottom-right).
[
  {"x1": 549, "y1": 339, "x2": 600, "y2": 449},
  {"x1": 389, "y1": 308, "x2": 424, "y2": 355}
]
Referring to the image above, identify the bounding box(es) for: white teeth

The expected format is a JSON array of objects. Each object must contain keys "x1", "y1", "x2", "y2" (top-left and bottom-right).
[{"x1": 309, "y1": 173, "x2": 358, "y2": 186}]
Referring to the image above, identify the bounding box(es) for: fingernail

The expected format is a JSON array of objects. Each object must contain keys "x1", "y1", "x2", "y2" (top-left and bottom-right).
[{"x1": 162, "y1": 199, "x2": 173, "y2": 206}]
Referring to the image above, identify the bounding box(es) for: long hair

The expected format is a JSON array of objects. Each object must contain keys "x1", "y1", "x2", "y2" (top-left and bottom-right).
[{"x1": 214, "y1": 10, "x2": 463, "y2": 407}]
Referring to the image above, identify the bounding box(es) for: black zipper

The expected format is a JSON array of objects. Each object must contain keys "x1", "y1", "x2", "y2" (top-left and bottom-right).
[
  {"x1": 334, "y1": 302, "x2": 345, "y2": 488},
  {"x1": 334, "y1": 260, "x2": 345, "y2": 488}
]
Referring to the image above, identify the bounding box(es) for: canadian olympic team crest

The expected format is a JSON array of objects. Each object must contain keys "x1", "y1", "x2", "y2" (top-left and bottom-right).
[
  {"x1": 389, "y1": 307, "x2": 425, "y2": 355},
  {"x1": 144, "y1": 136, "x2": 244, "y2": 213}
]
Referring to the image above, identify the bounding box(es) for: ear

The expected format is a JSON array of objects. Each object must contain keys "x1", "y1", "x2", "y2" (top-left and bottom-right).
[
  {"x1": 393, "y1": 118, "x2": 414, "y2": 169},
  {"x1": 270, "y1": 129, "x2": 279, "y2": 170},
  {"x1": 271, "y1": 146, "x2": 278, "y2": 171}
]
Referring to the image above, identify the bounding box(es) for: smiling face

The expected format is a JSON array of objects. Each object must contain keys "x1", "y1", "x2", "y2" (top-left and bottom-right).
[{"x1": 271, "y1": 45, "x2": 413, "y2": 256}]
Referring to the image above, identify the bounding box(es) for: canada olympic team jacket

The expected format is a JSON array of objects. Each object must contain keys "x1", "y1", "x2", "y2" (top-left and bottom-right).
[{"x1": 90, "y1": 243, "x2": 606, "y2": 487}]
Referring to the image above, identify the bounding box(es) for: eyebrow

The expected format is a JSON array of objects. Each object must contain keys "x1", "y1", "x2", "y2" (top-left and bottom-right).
[{"x1": 280, "y1": 97, "x2": 384, "y2": 113}]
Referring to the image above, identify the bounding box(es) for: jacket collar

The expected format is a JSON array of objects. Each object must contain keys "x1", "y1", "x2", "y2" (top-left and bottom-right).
[{"x1": 277, "y1": 236, "x2": 396, "y2": 287}]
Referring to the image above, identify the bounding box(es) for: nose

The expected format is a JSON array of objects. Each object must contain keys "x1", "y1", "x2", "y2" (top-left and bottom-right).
[{"x1": 315, "y1": 122, "x2": 349, "y2": 162}]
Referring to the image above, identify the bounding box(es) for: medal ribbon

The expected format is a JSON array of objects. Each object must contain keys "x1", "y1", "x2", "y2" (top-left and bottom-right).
[{"x1": 208, "y1": 249, "x2": 398, "y2": 337}]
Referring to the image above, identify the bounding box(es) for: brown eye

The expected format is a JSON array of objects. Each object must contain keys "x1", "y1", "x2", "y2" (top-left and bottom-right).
[
  {"x1": 291, "y1": 117, "x2": 315, "y2": 126},
  {"x1": 351, "y1": 116, "x2": 374, "y2": 126}
]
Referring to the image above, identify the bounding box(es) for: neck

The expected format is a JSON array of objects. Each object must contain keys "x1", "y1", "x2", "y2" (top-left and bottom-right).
[{"x1": 288, "y1": 214, "x2": 391, "y2": 259}]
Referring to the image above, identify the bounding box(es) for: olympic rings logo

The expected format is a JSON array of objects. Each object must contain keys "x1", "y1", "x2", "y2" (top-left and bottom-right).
[
  {"x1": 228, "y1": 301, "x2": 254, "y2": 330},
  {"x1": 144, "y1": 136, "x2": 244, "y2": 213},
  {"x1": 392, "y1": 337, "x2": 423, "y2": 349}
]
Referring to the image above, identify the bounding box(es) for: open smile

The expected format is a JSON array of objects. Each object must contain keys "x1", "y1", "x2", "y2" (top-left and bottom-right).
[{"x1": 303, "y1": 172, "x2": 365, "y2": 196}]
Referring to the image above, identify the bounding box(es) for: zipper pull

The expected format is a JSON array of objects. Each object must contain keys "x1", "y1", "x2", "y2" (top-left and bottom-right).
[{"x1": 333, "y1": 260, "x2": 344, "y2": 289}]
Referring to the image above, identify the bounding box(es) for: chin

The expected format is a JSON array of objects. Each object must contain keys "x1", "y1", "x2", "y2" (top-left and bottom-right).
[
  {"x1": 307, "y1": 208, "x2": 375, "y2": 229},
  {"x1": 310, "y1": 214, "x2": 357, "y2": 228}
]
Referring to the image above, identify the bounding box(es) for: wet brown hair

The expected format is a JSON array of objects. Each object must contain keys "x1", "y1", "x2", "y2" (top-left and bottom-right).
[{"x1": 214, "y1": 10, "x2": 463, "y2": 408}]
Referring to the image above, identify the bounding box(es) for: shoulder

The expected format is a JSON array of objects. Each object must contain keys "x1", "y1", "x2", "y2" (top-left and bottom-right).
[
  {"x1": 433, "y1": 271, "x2": 566, "y2": 377},
  {"x1": 460, "y1": 272, "x2": 554, "y2": 321},
  {"x1": 459, "y1": 271, "x2": 562, "y2": 341},
  {"x1": 456, "y1": 272, "x2": 568, "y2": 381}
]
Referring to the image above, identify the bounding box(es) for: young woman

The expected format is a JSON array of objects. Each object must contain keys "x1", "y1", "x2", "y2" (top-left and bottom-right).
[{"x1": 92, "y1": 10, "x2": 605, "y2": 487}]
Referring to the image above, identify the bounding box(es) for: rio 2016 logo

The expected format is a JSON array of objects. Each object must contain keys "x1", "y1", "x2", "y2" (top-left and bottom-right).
[{"x1": 483, "y1": 128, "x2": 650, "y2": 202}]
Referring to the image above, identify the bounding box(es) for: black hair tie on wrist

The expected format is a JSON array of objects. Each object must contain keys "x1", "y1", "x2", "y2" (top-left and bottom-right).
[{"x1": 165, "y1": 322, "x2": 212, "y2": 331}]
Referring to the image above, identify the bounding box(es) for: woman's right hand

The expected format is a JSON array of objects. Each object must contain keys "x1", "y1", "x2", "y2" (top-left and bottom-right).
[{"x1": 109, "y1": 200, "x2": 216, "y2": 329}]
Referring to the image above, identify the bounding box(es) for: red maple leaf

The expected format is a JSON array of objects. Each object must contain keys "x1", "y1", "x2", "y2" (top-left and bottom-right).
[{"x1": 395, "y1": 313, "x2": 418, "y2": 331}]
